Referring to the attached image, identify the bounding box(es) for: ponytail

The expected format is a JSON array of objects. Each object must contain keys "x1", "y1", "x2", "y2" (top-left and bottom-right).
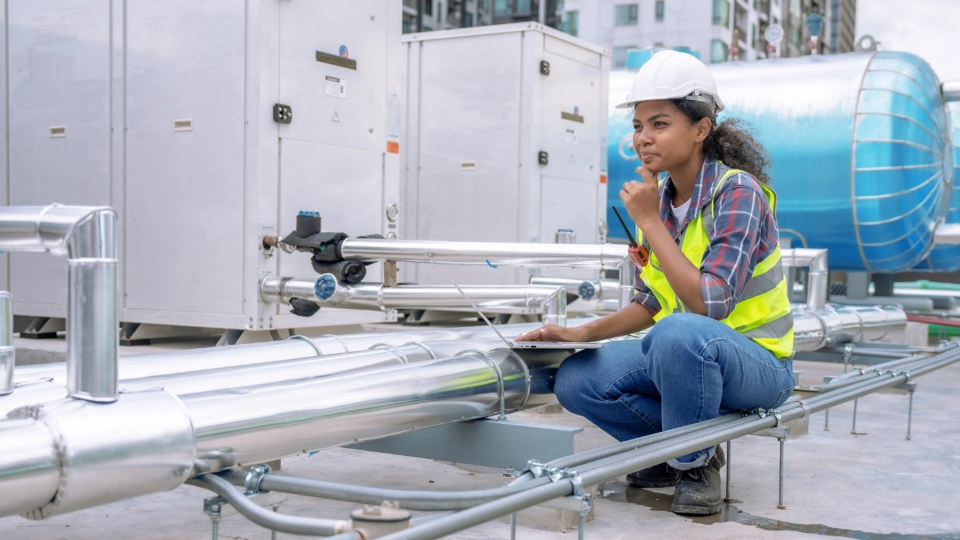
[{"x1": 669, "y1": 99, "x2": 772, "y2": 185}]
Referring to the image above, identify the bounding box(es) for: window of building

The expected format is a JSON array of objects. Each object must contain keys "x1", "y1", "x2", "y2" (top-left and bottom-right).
[
  {"x1": 613, "y1": 45, "x2": 637, "y2": 67},
  {"x1": 789, "y1": 0, "x2": 801, "y2": 17},
  {"x1": 425, "y1": 0, "x2": 434, "y2": 16},
  {"x1": 712, "y1": 0, "x2": 730, "y2": 27},
  {"x1": 464, "y1": 12, "x2": 474, "y2": 26},
  {"x1": 751, "y1": 23, "x2": 757, "y2": 49},
  {"x1": 615, "y1": 4, "x2": 639, "y2": 26},
  {"x1": 711, "y1": 39, "x2": 728, "y2": 63},
  {"x1": 562, "y1": 10, "x2": 579, "y2": 36},
  {"x1": 655, "y1": 1, "x2": 665, "y2": 21}
]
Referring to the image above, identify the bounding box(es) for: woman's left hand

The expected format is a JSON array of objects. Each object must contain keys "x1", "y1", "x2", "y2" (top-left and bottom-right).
[{"x1": 620, "y1": 166, "x2": 660, "y2": 232}]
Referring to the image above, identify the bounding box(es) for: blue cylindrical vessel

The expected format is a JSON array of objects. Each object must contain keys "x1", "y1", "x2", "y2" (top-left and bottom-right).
[
  {"x1": 912, "y1": 101, "x2": 959, "y2": 271},
  {"x1": 608, "y1": 51, "x2": 953, "y2": 273}
]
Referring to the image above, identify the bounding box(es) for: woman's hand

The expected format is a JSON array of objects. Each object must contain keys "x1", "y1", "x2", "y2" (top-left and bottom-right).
[
  {"x1": 515, "y1": 323, "x2": 588, "y2": 342},
  {"x1": 620, "y1": 166, "x2": 660, "y2": 232}
]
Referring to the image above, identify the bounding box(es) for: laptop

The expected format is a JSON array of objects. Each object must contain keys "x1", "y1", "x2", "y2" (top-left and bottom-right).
[{"x1": 451, "y1": 281, "x2": 603, "y2": 350}]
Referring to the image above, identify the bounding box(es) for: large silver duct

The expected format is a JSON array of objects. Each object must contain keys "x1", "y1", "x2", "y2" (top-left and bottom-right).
[
  {"x1": 11, "y1": 322, "x2": 550, "y2": 385},
  {"x1": 260, "y1": 275, "x2": 569, "y2": 324},
  {"x1": 0, "y1": 205, "x2": 118, "y2": 402},
  {"x1": 338, "y1": 238, "x2": 628, "y2": 269},
  {"x1": 1, "y1": 391, "x2": 195, "y2": 519},
  {"x1": 185, "y1": 348, "x2": 536, "y2": 471},
  {"x1": 0, "y1": 345, "x2": 560, "y2": 518}
]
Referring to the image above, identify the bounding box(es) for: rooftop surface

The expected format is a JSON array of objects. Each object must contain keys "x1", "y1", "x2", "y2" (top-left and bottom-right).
[{"x1": 2, "y1": 330, "x2": 958, "y2": 540}]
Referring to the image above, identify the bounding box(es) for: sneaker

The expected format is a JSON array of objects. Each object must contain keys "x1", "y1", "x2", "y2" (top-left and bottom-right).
[
  {"x1": 626, "y1": 462, "x2": 681, "y2": 488},
  {"x1": 670, "y1": 445, "x2": 726, "y2": 515}
]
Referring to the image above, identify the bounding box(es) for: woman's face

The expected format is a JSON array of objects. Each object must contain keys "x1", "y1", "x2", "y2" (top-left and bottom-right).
[{"x1": 632, "y1": 100, "x2": 709, "y2": 174}]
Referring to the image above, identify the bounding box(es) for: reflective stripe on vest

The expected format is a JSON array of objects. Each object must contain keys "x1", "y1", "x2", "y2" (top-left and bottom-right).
[{"x1": 638, "y1": 167, "x2": 794, "y2": 359}]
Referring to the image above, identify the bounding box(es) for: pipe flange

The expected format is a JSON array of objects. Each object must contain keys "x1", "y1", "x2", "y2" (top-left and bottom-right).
[
  {"x1": 773, "y1": 411, "x2": 783, "y2": 429},
  {"x1": 287, "y1": 335, "x2": 323, "y2": 357},
  {"x1": 243, "y1": 464, "x2": 273, "y2": 494},
  {"x1": 901, "y1": 370, "x2": 911, "y2": 383},
  {"x1": 369, "y1": 343, "x2": 410, "y2": 364},
  {"x1": 401, "y1": 341, "x2": 437, "y2": 359}
]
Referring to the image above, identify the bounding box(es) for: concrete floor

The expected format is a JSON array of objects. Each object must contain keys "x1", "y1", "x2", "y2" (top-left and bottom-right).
[{"x1": 2, "y1": 332, "x2": 960, "y2": 540}]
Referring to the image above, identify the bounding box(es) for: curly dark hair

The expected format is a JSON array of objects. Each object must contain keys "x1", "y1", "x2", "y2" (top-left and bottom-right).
[{"x1": 668, "y1": 98, "x2": 772, "y2": 186}]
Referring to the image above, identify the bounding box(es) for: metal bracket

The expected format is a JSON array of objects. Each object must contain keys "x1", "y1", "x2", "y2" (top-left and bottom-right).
[
  {"x1": 273, "y1": 103, "x2": 292, "y2": 124},
  {"x1": 842, "y1": 343, "x2": 855, "y2": 372},
  {"x1": 540, "y1": 60, "x2": 550, "y2": 75},
  {"x1": 244, "y1": 464, "x2": 273, "y2": 495}
]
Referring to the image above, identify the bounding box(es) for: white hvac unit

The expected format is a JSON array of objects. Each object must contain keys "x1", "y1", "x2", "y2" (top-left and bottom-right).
[
  {"x1": 0, "y1": 0, "x2": 402, "y2": 340},
  {"x1": 401, "y1": 23, "x2": 611, "y2": 286}
]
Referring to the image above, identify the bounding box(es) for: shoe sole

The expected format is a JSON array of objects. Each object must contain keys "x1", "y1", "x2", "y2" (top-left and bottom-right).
[
  {"x1": 671, "y1": 503, "x2": 722, "y2": 515},
  {"x1": 625, "y1": 478, "x2": 680, "y2": 488}
]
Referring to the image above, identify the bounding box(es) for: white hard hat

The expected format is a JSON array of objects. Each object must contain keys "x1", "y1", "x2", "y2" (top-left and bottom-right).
[{"x1": 615, "y1": 50, "x2": 725, "y2": 112}]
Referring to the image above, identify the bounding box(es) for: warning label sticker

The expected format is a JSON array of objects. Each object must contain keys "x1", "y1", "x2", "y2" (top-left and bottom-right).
[{"x1": 325, "y1": 76, "x2": 346, "y2": 99}]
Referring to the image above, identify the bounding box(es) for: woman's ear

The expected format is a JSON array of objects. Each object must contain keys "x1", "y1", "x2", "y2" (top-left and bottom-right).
[{"x1": 695, "y1": 117, "x2": 712, "y2": 143}]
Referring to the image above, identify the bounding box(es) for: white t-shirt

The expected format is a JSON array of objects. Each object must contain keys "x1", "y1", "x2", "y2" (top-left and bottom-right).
[{"x1": 671, "y1": 198, "x2": 692, "y2": 223}]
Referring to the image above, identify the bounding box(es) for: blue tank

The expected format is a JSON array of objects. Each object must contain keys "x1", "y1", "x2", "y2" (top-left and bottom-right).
[
  {"x1": 912, "y1": 101, "x2": 960, "y2": 271},
  {"x1": 607, "y1": 52, "x2": 953, "y2": 273}
]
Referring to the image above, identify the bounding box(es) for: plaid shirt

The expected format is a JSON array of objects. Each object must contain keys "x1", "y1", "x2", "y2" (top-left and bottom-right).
[{"x1": 632, "y1": 157, "x2": 780, "y2": 320}]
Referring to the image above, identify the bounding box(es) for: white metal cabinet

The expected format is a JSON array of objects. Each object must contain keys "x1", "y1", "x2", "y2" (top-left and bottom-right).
[
  {"x1": 0, "y1": 0, "x2": 401, "y2": 333},
  {"x1": 402, "y1": 24, "x2": 610, "y2": 286},
  {"x1": 6, "y1": 0, "x2": 113, "y2": 315}
]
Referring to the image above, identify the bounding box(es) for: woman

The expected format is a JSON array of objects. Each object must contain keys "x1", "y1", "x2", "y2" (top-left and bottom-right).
[{"x1": 517, "y1": 50, "x2": 795, "y2": 515}]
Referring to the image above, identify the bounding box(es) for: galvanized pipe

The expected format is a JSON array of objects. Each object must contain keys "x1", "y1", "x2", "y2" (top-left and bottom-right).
[
  {"x1": 187, "y1": 474, "x2": 353, "y2": 537},
  {"x1": 0, "y1": 205, "x2": 118, "y2": 402},
  {"x1": 338, "y1": 238, "x2": 628, "y2": 269},
  {"x1": 221, "y1": 469, "x2": 556, "y2": 512},
  {"x1": 0, "y1": 292, "x2": 14, "y2": 395}
]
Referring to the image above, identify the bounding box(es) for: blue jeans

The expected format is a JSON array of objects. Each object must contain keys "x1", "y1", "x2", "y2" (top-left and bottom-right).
[{"x1": 554, "y1": 313, "x2": 795, "y2": 470}]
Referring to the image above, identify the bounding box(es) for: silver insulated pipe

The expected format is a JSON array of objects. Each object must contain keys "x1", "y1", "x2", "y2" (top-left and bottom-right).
[
  {"x1": 0, "y1": 205, "x2": 118, "y2": 402},
  {"x1": 338, "y1": 238, "x2": 628, "y2": 269},
  {"x1": 260, "y1": 274, "x2": 569, "y2": 325}
]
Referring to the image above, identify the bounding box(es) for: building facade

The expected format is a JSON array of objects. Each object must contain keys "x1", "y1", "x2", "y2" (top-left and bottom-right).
[
  {"x1": 559, "y1": 0, "x2": 856, "y2": 66},
  {"x1": 402, "y1": 0, "x2": 495, "y2": 34},
  {"x1": 401, "y1": 0, "x2": 567, "y2": 34}
]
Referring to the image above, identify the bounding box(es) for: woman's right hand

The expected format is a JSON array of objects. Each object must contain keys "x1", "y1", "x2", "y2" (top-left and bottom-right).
[{"x1": 515, "y1": 323, "x2": 589, "y2": 342}]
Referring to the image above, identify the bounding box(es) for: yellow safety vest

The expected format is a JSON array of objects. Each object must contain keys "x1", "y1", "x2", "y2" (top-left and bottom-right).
[{"x1": 638, "y1": 168, "x2": 794, "y2": 359}]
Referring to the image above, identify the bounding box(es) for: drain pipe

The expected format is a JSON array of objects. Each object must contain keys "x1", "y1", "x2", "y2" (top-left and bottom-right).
[
  {"x1": 261, "y1": 274, "x2": 569, "y2": 319},
  {"x1": 0, "y1": 205, "x2": 118, "y2": 402},
  {"x1": 0, "y1": 292, "x2": 14, "y2": 395}
]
